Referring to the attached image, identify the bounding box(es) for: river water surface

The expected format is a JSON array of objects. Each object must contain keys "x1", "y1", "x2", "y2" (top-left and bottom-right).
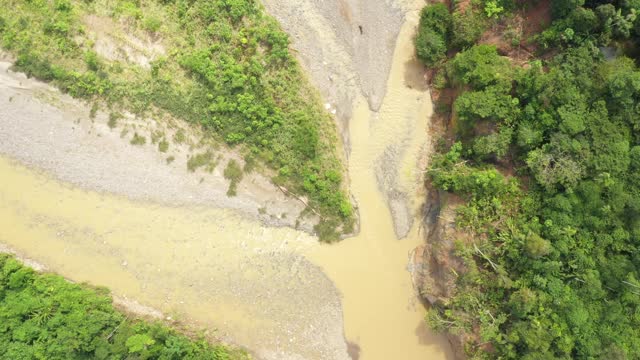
[{"x1": 0, "y1": 8, "x2": 453, "y2": 360}]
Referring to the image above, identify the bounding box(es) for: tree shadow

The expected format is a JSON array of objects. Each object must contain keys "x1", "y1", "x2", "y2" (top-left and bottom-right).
[
  {"x1": 404, "y1": 56, "x2": 428, "y2": 91},
  {"x1": 347, "y1": 340, "x2": 361, "y2": 360}
]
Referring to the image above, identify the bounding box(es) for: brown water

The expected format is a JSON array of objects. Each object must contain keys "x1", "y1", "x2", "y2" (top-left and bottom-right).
[
  {"x1": 0, "y1": 7, "x2": 453, "y2": 360},
  {"x1": 305, "y1": 11, "x2": 453, "y2": 360}
]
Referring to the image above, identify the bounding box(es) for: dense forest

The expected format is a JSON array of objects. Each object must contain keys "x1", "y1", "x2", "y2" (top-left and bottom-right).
[
  {"x1": 0, "y1": 0, "x2": 353, "y2": 241},
  {"x1": 0, "y1": 254, "x2": 248, "y2": 359},
  {"x1": 417, "y1": 0, "x2": 640, "y2": 358}
]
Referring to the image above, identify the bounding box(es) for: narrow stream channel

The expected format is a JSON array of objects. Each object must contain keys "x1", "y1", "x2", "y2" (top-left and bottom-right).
[
  {"x1": 0, "y1": 7, "x2": 453, "y2": 360},
  {"x1": 305, "y1": 10, "x2": 453, "y2": 360}
]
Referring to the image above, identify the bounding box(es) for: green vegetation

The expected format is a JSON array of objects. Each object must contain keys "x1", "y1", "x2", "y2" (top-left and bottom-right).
[
  {"x1": 223, "y1": 159, "x2": 243, "y2": 197},
  {"x1": 0, "y1": 254, "x2": 247, "y2": 359},
  {"x1": 418, "y1": 0, "x2": 640, "y2": 358},
  {"x1": 158, "y1": 139, "x2": 169, "y2": 153},
  {"x1": 187, "y1": 151, "x2": 216, "y2": 173},
  {"x1": 130, "y1": 133, "x2": 147, "y2": 146},
  {"x1": 0, "y1": 0, "x2": 352, "y2": 241},
  {"x1": 415, "y1": 3, "x2": 452, "y2": 66}
]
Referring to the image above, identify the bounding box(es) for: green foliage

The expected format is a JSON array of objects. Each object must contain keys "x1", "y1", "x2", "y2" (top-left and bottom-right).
[
  {"x1": 424, "y1": 2, "x2": 640, "y2": 358},
  {"x1": 142, "y1": 16, "x2": 162, "y2": 33},
  {"x1": 552, "y1": 0, "x2": 585, "y2": 19},
  {"x1": 450, "y1": 6, "x2": 488, "y2": 50},
  {"x1": 223, "y1": 159, "x2": 243, "y2": 196},
  {"x1": 130, "y1": 133, "x2": 146, "y2": 145},
  {"x1": 472, "y1": 126, "x2": 513, "y2": 160},
  {"x1": 158, "y1": 139, "x2": 169, "y2": 152},
  {"x1": 0, "y1": 0, "x2": 352, "y2": 239},
  {"x1": 449, "y1": 45, "x2": 513, "y2": 90},
  {"x1": 108, "y1": 112, "x2": 121, "y2": 129},
  {"x1": 454, "y1": 86, "x2": 519, "y2": 124},
  {"x1": 415, "y1": 4, "x2": 452, "y2": 66},
  {"x1": 416, "y1": 29, "x2": 447, "y2": 66},
  {"x1": 0, "y1": 254, "x2": 247, "y2": 360},
  {"x1": 187, "y1": 151, "x2": 216, "y2": 172},
  {"x1": 484, "y1": 0, "x2": 504, "y2": 18}
]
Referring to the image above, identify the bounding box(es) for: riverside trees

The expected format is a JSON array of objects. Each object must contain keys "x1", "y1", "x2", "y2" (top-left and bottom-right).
[
  {"x1": 418, "y1": 0, "x2": 640, "y2": 358},
  {"x1": 0, "y1": 254, "x2": 247, "y2": 359}
]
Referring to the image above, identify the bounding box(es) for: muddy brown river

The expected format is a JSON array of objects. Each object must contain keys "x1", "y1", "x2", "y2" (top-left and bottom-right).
[{"x1": 0, "y1": 8, "x2": 453, "y2": 360}]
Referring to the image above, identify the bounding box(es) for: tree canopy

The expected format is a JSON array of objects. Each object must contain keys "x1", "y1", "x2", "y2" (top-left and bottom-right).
[{"x1": 419, "y1": 0, "x2": 640, "y2": 358}]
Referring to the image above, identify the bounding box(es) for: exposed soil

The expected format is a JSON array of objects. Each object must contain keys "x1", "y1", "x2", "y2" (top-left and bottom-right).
[{"x1": 83, "y1": 14, "x2": 166, "y2": 69}]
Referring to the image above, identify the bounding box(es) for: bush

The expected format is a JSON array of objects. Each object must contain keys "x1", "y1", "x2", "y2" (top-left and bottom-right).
[
  {"x1": 223, "y1": 159, "x2": 243, "y2": 196},
  {"x1": 158, "y1": 139, "x2": 169, "y2": 152},
  {"x1": 187, "y1": 151, "x2": 215, "y2": 172},
  {"x1": 108, "y1": 112, "x2": 121, "y2": 129},
  {"x1": 450, "y1": 45, "x2": 513, "y2": 89},
  {"x1": 418, "y1": 3, "x2": 452, "y2": 38},
  {"x1": 142, "y1": 16, "x2": 162, "y2": 33},
  {"x1": 415, "y1": 3, "x2": 452, "y2": 66},
  {"x1": 450, "y1": 8, "x2": 488, "y2": 50}
]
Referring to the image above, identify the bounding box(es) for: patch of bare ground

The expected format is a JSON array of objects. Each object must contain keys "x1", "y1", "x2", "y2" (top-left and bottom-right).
[{"x1": 478, "y1": 0, "x2": 552, "y2": 64}]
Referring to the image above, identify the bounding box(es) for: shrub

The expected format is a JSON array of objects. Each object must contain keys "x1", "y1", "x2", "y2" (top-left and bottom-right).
[
  {"x1": 223, "y1": 159, "x2": 243, "y2": 196},
  {"x1": 187, "y1": 151, "x2": 214, "y2": 172},
  {"x1": 130, "y1": 133, "x2": 146, "y2": 145},
  {"x1": 419, "y1": 3, "x2": 452, "y2": 38},
  {"x1": 142, "y1": 16, "x2": 162, "y2": 33},
  {"x1": 108, "y1": 112, "x2": 121, "y2": 129},
  {"x1": 158, "y1": 139, "x2": 169, "y2": 152},
  {"x1": 416, "y1": 29, "x2": 447, "y2": 66},
  {"x1": 450, "y1": 7, "x2": 488, "y2": 50}
]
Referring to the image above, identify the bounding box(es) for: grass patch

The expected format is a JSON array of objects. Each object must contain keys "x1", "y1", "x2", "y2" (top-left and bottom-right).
[
  {"x1": 223, "y1": 159, "x2": 243, "y2": 197},
  {"x1": 108, "y1": 112, "x2": 121, "y2": 129},
  {"x1": 0, "y1": 254, "x2": 248, "y2": 359},
  {"x1": 173, "y1": 130, "x2": 186, "y2": 145},
  {"x1": 130, "y1": 133, "x2": 146, "y2": 145},
  {"x1": 89, "y1": 102, "x2": 98, "y2": 119},
  {"x1": 158, "y1": 138, "x2": 169, "y2": 152}
]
